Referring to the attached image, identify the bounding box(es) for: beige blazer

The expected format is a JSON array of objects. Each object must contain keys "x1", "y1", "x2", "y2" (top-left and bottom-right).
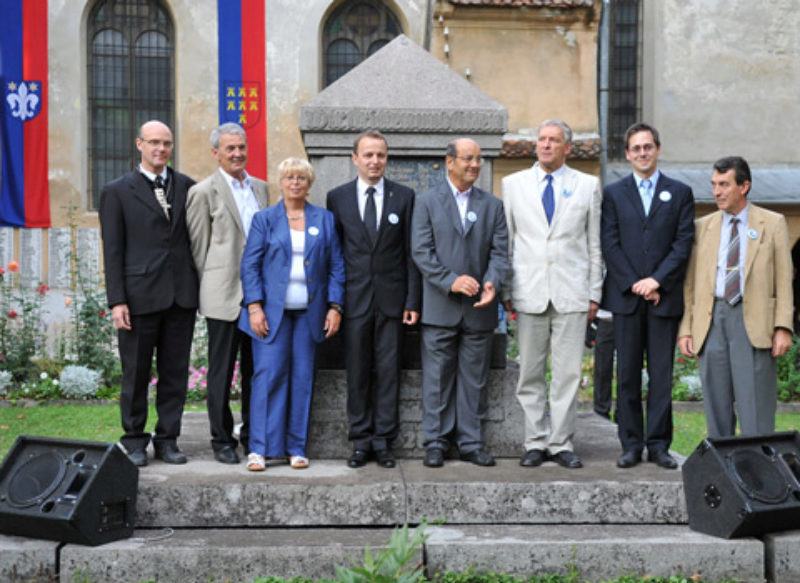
[
  {"x1": 678, "y1": 204, "x2": 793, "y2": 351},
  {"x1": 186, "y1": 169, "x2": 269, "y2": 321},
  {"x1": 502, "y1": 163, "x2": 603, "y2": 314}
]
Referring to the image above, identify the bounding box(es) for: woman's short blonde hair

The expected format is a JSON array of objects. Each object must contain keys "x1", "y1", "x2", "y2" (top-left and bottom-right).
[{"x1": 278, "y1": 157, "x2": 315, "y2": 184}]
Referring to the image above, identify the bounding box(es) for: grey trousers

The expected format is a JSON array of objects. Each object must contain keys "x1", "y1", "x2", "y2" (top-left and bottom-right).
[
  {"x1": 699, "y1": 300, "x2": 777, "y2": 438},
  {"x1": 420, "y1": 323, "x2": 492, "y2": 453}
]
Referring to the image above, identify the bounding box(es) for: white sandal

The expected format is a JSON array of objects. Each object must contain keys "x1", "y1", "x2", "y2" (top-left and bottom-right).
[
  {"x1": 290, "y1": 455, "x2": 309, "y2": 469},
  {"x1": 247, "y1": 453, "x2": 266, "y2": 471}
]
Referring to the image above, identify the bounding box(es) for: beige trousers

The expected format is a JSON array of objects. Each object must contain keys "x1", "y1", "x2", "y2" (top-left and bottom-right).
[{"x1": 516, "y1": 305, "x2": 586, "y2": 453}]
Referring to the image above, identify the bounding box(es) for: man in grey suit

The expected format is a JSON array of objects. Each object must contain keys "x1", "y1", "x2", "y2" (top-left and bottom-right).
[
  {"x1": 186, "y1": 122, "x2": 269, "y2": 464},
  {"x1": 502, "y1": 119, "x2": 602, "y2": 469},
  {"x1": 411, "y1": 137, "x2": 509, "y2": 468}
]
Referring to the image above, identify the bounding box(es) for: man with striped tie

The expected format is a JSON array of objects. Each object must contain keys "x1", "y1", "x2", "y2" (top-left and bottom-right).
[{"x1": 678, "y1": 156, "x2": 793, "y2": 438}]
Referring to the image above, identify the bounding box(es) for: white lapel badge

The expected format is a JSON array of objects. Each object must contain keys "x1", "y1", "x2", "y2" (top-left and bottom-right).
[
  {"x1": 562, "y1": 188, "x2": 573, "y2": 199},
  {"x1": 308, "y1": 226, "x2": 320, "y2": 236},
  {"x1": 466, "y1": 211, "x2": 478, "y2": 223},
  {"x1": 658, "y1": 191, "x2": 672, "y2": 202},
  {"x1": 388, "y1": 212, "x2": 399, "y2": 225},
  {"x1": 748, "y1": 228, "x2": 758, "y2": 240}
]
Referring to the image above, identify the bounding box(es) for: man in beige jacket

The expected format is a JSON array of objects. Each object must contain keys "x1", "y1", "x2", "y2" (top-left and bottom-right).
[
  {"x1": 502, "y1": 119, "x2": 603, "y2": 469},
  {"x1": 678, "y1": 156, "x2": 792, "y2": 437},
  {"x1": 186, "y1": 123, "x2": 269, "y2": 463}
]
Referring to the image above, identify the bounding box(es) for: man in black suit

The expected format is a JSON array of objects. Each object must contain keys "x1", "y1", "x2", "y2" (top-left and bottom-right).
[
  {"x1": 99, "y1": 120, "x2": 198, "y2": 467},
  {"x1": 326, "y1": 130, "x2": 420, "y2": 469},
  {"x1": 601, "y1": 122, "x2": 694, "y2": 470}
]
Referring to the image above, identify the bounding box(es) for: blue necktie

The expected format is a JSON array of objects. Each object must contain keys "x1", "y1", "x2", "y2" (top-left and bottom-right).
[
  {"x1": 640, "y1": 178, "x2": 653, "y2": 215},
  {"x1": 542, "y1": 174, "x2": 554, "y2": 225}
]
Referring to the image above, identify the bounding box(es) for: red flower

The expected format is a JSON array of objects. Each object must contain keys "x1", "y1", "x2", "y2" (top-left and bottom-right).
[
  {"x1": 511, "y1": 312, "x2": 517, "y2": 321},
  {"x1": 677, "y1": 357, "x2": 685, "y2": 364},
  {"x1": 0, "y1": 267, "x2": 5, "y2": 275},
  {"x1": 99, "y1": 309, "x2": 107, "y2": 318},
  {"x1": 6, "y1": 260, "x2": 19, "y2": 273},
  {"x1": 37, "y1": 284, "x2": 49, "y2": 295},
  {"x1": 7, "y1": 310, "x2": 18, "y2": 319}
]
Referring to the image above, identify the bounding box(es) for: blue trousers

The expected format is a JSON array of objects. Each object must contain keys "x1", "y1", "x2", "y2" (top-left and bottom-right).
[{"x1": 249, "y1": 310, "x2": 317, "y2": 457}]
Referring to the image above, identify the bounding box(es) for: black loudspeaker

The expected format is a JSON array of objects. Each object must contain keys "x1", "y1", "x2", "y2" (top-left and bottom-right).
[
  {"x1": 0, "y1": 435, "x2": 138, "y2": 546},
  {"x1": 682, "y1": 431, "x2": 800, "y2": 538}
]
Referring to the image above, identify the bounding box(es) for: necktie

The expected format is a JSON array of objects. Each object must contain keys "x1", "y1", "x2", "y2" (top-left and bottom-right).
[
  {"x1": 153, "y1": 175, "x2": 170, "y2": 219},
  {"x1": 641, "y1": 178, "x2": 653, "y2": 215},
  {"x1": 542, "y1": 174, "x2": 554, "y2": 225},
  {"x1": 724, "y1": 218, "x2": 741, "y2": 305},
  {"x1": 364, "y1": 186, "x2": 378, "y2": 245}
]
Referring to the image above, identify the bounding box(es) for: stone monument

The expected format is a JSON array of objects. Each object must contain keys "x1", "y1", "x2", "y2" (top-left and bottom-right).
[{"x1": 299, "y1": 34, "x2": 508, "y2": 204}]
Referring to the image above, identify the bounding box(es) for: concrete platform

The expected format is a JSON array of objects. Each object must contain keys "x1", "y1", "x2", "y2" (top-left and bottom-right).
[{"x1": 135, "y1": 409, "x2": 686, "y2": 528}]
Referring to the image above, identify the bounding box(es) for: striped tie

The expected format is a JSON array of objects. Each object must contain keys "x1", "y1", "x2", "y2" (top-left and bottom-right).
[{"x1": 724, "y1": 218, "x2": 741, "y2": 305}]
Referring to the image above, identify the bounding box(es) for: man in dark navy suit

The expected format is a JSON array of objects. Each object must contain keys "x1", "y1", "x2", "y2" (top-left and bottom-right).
[
  {"x1": 326, "y1": 130, "x2": 420, "y2": 468},
  {"x1": 99, "y1": 120, "x2": 198, "y2": 467},
  {"x1": 601, "y1": 122, "x2": 694, "y2": 470}
]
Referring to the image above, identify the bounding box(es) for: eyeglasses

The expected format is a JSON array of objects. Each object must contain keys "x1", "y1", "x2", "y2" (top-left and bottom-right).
[
  {"x1": 140, "y1": 139, "x2": 174, "y2": 149},
  {"x1": 454, "y1": 156, "x2": 484, "y2": 165},
  {"x1": 283, "y1": 174, "x2": 309, "y2": 183},
  {"x1": 628, "y1": 143, "x2": 656, "y2": 154}
]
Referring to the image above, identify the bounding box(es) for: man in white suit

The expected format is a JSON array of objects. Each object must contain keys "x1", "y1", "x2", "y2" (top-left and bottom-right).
[
  {"x1": 502, "y1": 119, "x2": 603, "y2": 469},
  {"x1": 186, "y1": 123, "x2": 269, "y2": 463}
]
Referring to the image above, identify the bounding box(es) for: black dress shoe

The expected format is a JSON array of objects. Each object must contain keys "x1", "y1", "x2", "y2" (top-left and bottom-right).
[
  {"x1": 423, "y1": 448, "x2": 444, "y2": 468},
  {"x1": 127, "y1": 448, "x2": 148, "y2": 467},
  {"x1": 520, "y1": 449, "x2": 546, "y2": 467},
  {"x1": 214, "y1": 445, "x2": 240, "y2": 464},
  {"x1": 375, "y1": 449, "x2": 396, "y2": 468},
  {"x1": 154, "y1": 443, "x2": 187, "y2": 464},
  {"x1": 348, "y1": 449, "x2": 370, "y2": 468},
  {"x1": 550, "y1": 450, "x2": 583, "y2": 469},
  {"x1": 459, "y1": 449, "x2": 496, "y2": 467},
  {"x1": 648, "y1": 450, "x2": 679, "y2": 469},
  {"x1": 617, "y1": 450, "x2": 642, "y2": 468}
]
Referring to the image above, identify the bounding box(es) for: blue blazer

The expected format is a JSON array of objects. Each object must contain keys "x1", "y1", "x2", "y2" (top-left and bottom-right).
[{"x1": 239, "y1": 200, "x2": 345, "y2": 344}]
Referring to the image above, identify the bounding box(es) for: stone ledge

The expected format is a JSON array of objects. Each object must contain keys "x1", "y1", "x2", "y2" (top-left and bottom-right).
[
  {"x1": 426, "y1": 524, "x2": 765, "y2": 583},
  {"x1": 764, "y1": 529, "x2": 800, "y2": 583}
]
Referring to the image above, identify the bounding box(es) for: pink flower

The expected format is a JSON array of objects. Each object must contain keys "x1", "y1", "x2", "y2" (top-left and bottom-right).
[
  {"x1": 0, "y1": 267, "x2": 5, "y2": 275},
  {"x1": 7, "y1": 310, "x2": 18, "y2": 319}
]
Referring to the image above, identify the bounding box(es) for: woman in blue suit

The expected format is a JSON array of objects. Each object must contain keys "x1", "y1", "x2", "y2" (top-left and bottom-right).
[{"x1": 240, "y1": 157, "x2": 345, "y2": 471}]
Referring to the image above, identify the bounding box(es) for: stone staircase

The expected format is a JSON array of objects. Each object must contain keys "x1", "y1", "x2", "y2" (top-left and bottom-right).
[{"x1": 2, "y1": 366, "x2": 799, "y2": 582}]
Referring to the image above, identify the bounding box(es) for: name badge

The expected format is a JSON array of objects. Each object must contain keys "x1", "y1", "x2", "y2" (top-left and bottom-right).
[
  {"x1": 658, "y1": 191, "x2": 672, "y2": 202},
  {"x1": 308, "y1": 226, "x2": 319, "y2": 236},
  {"x1": 748, "y1": 229, "x2": 758, "y2": 240},
  {"x1": 466, "y1": 211, "x2": 478, "y2": 223},
  {"x1": 388, "y1": 212, "x2": 399, "y2": 224}
]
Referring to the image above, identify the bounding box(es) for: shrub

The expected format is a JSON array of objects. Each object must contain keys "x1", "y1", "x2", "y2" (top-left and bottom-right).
[
  {"x1": 60, "y1": 365, "x2": 101, "y2": 399},
  {"x1": 0, "y1": 370, "x2": 11, "y2": 396}
]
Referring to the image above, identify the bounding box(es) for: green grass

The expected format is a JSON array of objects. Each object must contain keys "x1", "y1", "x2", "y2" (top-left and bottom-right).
[
  {"x1": 672, "y1": 411, "x2": 799, "y2": 456},
  {"x1": 0, "y1": 403, "x2": 206, "y2": 461}
]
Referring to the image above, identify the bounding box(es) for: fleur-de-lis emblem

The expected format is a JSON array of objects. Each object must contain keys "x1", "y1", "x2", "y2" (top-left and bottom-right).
[{"x1": 6, "y1": 81, "x2": 41, "y2": 122}]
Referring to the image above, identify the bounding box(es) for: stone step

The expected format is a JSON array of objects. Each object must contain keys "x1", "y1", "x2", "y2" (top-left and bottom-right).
[
  {"x1": 136, "y1": 409, "x2": 686, "y2": 528},
  {"x1": 6, "y1": 526, "x2": 798, "y2": 583}
]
